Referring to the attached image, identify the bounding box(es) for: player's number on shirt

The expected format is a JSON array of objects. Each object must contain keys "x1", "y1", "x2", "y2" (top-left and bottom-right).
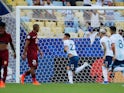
[
  {"x1": 70, "y1": 44, "x2": 74, "y2": 50},
  {"x1": 119, "y1": 40, "x2": 123, "y2": 48}
]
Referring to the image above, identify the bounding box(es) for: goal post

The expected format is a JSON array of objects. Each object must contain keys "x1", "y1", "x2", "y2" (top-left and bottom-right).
[
  {"x1": 16, "y1": 7, "x2": 21, "y2": 83},
  {"x1": 16, "y1": 6, "x2": 124, "y2": 83}
]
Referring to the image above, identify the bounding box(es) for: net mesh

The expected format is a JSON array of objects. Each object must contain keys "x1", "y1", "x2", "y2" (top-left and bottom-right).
[{"x1": 12, "y1": 8, "x2": 124, "y2": 83}]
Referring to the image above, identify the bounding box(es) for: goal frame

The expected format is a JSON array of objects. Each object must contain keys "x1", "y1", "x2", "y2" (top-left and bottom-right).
[{"x1": 16, "y1": 6, "x2": 124, "y2": 83}]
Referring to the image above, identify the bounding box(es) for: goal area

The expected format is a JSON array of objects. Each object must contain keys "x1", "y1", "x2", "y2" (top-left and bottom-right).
[{"x1": 14, "y1": 6, "x2": 124, "y2": 83}]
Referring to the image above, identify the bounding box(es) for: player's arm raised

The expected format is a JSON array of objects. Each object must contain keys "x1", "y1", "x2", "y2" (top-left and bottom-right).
[
  {"x1": 22, "y1": 40, "x2": 30, "y2": 60},
  {"x1": 10, "y1": 42, "x2": 16, "y2": 59},
  {"x1": 101, "y1": 42, "x2": 106, "y2": 60}
]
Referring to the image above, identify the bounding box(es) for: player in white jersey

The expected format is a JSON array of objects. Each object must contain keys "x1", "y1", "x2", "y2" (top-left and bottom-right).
[
  {"x1": 63, "y1": 33, "x2": 91, "y2": 84},
  {"x1": 109, "y1": 26, "x2": 124, "y2": 74},
  {"x1": 99, "y1": 29, "x2": 113, "y2": 84}
]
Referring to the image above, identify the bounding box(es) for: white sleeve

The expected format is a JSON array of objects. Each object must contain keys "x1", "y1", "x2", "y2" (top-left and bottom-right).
[
  {"x1": 63, "y1": 40, "x2": 69, "y2": 46},
  {"x1": 26, "y1": 34, "x2": 31, "y2": 40},
  {"x1": 27, "y1": 35, "x2": 31, "y2": 39},
  {"x1": 110, "y1": 36, "x2": 116, "y2": 44}
]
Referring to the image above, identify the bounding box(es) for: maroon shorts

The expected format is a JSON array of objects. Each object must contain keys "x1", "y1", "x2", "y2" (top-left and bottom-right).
[
  {"x1": 0, "y1": 50, "x2": 9, "y2": 67},
  {"x1": 27, "y1": 49, "x2": 38, "y2": 68}
]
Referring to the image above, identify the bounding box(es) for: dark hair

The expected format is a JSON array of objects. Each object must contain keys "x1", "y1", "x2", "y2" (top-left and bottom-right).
[
  {"x1": 109, "y1": 26, "x2": 116, "y2": 32},
  {"x1": 0, "y1": 21, "x2": 6, "y2": 27},
  {"x1": 64, "y1": 33, "x2": 70, "y2": 38},
  {"x1": 33, "y1": 24, "x2": 39, "y2": 29}
]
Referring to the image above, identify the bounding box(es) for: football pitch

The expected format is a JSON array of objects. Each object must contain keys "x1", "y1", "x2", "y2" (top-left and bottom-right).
[{"x1": 0, "y1": 83, "x2": 124, "y2": 93}]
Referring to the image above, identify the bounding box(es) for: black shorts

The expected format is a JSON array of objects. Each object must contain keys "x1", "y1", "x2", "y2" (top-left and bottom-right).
[
  {"x1": 112, "y1": 59, "x2": 124, "y2": 69},
  {"x1": 67, "y1": 56, "x2": 79, "y2": 71},
  {"x1": 103, "y1": 56, "x2": 113, "y2": 68}
]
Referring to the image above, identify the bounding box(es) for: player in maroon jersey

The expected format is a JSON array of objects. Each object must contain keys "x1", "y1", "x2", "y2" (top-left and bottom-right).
[
  {"x1": 21, "y1": 24, "x2": 43, "y2": 85},
  {"x1": 0, "y1": 22, "x2": 16, "y2": 88}
]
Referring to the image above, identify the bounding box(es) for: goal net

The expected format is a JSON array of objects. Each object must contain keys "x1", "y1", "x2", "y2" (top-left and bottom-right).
[{"x1": 16, "y1": 6, "x2": 124, "y2": 83}]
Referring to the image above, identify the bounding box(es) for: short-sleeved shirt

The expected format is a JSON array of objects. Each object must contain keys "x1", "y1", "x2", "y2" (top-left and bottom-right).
[
  {"x1": 26, "y1": 31, "x2": 38, "y2": 51},
  {"x1": 63, "y1": 39, "x2": 78, "y2": 56},
  {"x1": 110, "y1": 34, "x2": 124, "y2": 61},
  {"x1": 100, "y1": 36, "x2": 113, "y2": 57},
  {"x1": 0, "y1": 32, "x2": 12, "y2": 44}
]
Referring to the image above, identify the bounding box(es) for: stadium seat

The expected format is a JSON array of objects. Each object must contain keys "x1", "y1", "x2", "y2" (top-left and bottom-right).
[
  {"x1": 45, "y1": 21, "x2": 56, "y2": 27},
  {"x1": 6, "y1": 0, "x2": 28, "y2": 6},
  {"x1": 16, "y1": 2, "x2": 27, "y2": 6},
  {"x1": 114, "y1": 0, "x2": 123, "y2": 1},
  {"x1": 56, "y1": 17, "x2": 64, "y2": 21},
  {"x1": 21, "y1": 16, "x2": 30, "y2": 22},
  {"x1": 41, "y1": 27, "x2": 51, "y2": 32},
  {"x1": 6, "y1": 0, "x2": 16, "y2": 6},
  {"x1": 78, "y1": 29, "x2": 84, "y2": 38},
  {"x1": 65, "y1": 21, "x2": 74, "y2": 27},
  {"x1": 54, "y1": 12, "x2": 62, "y2": 17},
  {"x1": 115, "y1": 22, "x2": 124, "y2": 30},
  {"x1": 57, "y1": 21, "x2": 64, "y2": 27},
  {"x1": 69, "y1": 32, "x2": 78, "y2": 38},
  {"x1": 114, "y1": 11, "x2": 124, "y2": 20},
  {"x1": 33, "y1": 22, "x2": 44, "y2": 27},
  {"x1": 40, "y1": 27, "x2": 54, "y2": 37},
  {"x1": 52, "y1": 1, "x2": 63, "y2": 6},
  {"x1": 92, "y1": 0, "x2": 96, "y2": 4},
  {"x1": 25, "y1": 22, "x2": 33, "y2": 27},
  {"x1": 115, "y1": 2, "x2": 124, "y2": 6},
  {"x1": 20, "y1": 10, "x2": 32, "y2": 17},
  {"x1": 73, "y1": 17, "x2": 79, "y2": 32},
  {"x1": 24, "y1": 22, "x2": 33, "y2": 32},
  {"x1": 51, "y1": 27, "x2": 63, "y2": 36},
  {"x1": 120, "y1": 10, "x2": 124, "y2": 15},
  {"x1": 20, "y1": 11, "x2": 26, "y2": 16},
  {"x1": 55, "y1": 33, "x2": 64, "y2": 38},
  {"x1": 6, "y1": 0, "x2": 13, "y2": 4},
  {"x1": 76, "y1": 1, "x2": 83, "y2": 6},
  {"x1": 64, "y1": 27, "x2": 76, "y2": 33},
  {"x1": 26, "y1": 0, "x2": 33, "y2": 6},
  {"x1": 78, "y1": 17, "x2": 85, "y2": 25},
  {"x1": 74, "y1": 12, "x2": 83, "y2": 18}
]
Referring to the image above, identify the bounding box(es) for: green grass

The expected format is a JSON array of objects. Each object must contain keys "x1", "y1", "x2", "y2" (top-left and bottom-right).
[{"x1": 0, "y1": 83, "x2": 124, "y2": 93}]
